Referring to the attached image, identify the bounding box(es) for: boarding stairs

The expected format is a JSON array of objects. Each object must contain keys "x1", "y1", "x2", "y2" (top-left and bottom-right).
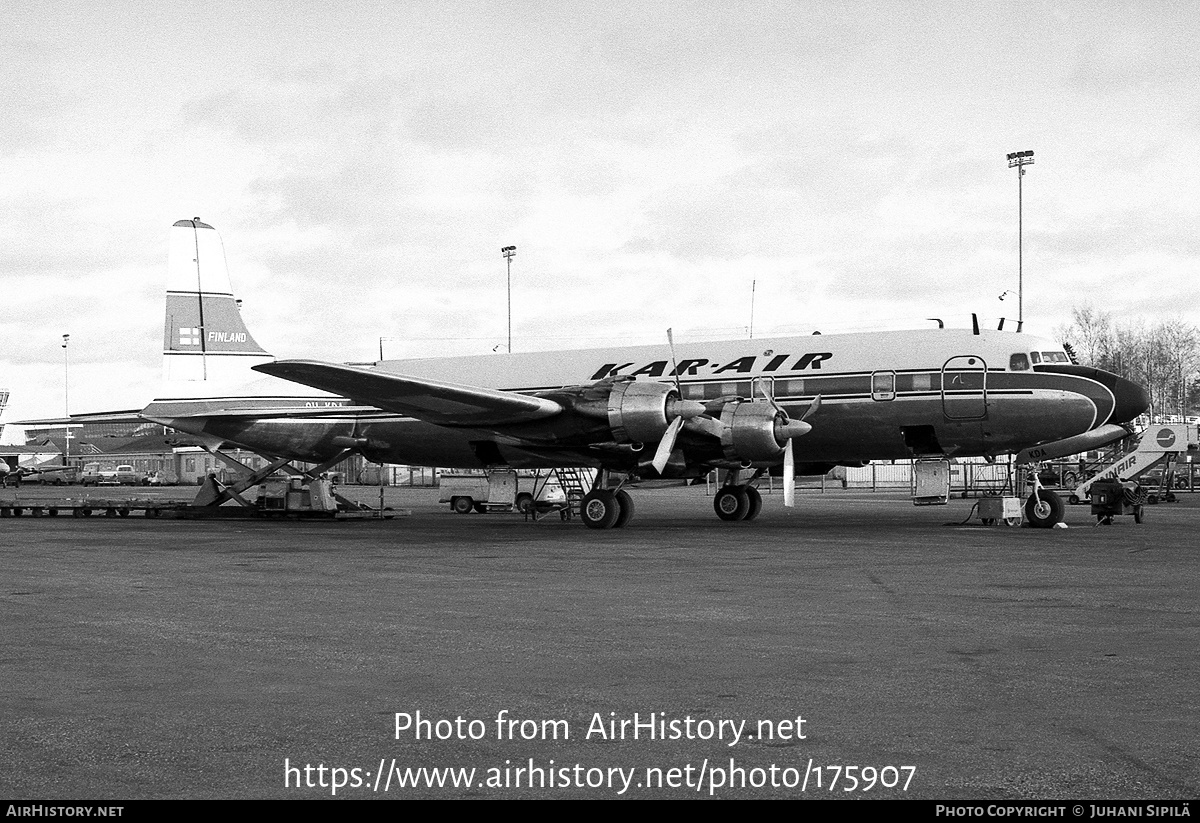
[
  {"x1": 525, "y1": 467, "x2": 594, "y2": 521},
  {"x1": 1068, "y1": 423, "x2": 1197, "y2": 503},
  {"x1": 552, "y1": 468, "x2": 593, "y2": 504}
]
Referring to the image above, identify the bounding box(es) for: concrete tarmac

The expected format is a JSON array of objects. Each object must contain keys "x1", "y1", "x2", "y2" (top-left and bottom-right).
[{"x1": 1, "y1": 486, "x2": 1197, "y2": 799}]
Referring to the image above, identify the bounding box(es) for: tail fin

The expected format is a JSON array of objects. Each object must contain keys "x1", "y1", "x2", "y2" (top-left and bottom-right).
[{"x1": 162, "y1": 218, "x2": 274, "y2": 384}]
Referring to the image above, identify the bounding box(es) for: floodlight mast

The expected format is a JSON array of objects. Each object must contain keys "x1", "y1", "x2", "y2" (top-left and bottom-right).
[
  {"x1": 1006, "y1": 150, "x2": 1034, "y2": 328},
  {"x1": 501, "y1": 245, "x2": 517, "y2": 353},
  {"x1": 61, "y1": 333, "x2": 70, "y2": 467}
]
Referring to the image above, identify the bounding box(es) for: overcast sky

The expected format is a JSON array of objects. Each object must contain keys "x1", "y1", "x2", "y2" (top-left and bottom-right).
[{"x1": 2, "y1": 1, "x2": 1197, "y2": 433}]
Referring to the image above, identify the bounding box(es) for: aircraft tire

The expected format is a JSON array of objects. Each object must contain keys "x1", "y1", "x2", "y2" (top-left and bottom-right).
[
  {"x1": 714, "y1": 486, "x2": 751, "y2": 521},
  {"x1": 744, "y1": 486, "x2": 763, "y2": 521},
  {"x1": 613, "y1": 490, "x2": 634, "y2": 528},
  {"x1": 1134, "y1": 505, "x2": 1144, "y2": 524},
  {"x1": 1024, "y1": 489, "x2": 1064, "y2": 528},
  {"x1": 581, "y1": 490, "x2": 620, "y2": 529}
]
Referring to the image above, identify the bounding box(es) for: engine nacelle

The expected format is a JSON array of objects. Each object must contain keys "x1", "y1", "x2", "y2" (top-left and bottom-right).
[
  {"x1": 606, "y1": 379, "x2": 678, "y2": 445},
  {"x1": 719, "y1": 400, "x2": 786, "y2": 465},
  {"x1": 570, "y1": 378, "x2": 682, "y2": 446}
]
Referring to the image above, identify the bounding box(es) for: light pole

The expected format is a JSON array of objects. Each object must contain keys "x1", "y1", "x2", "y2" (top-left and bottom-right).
[
  {"x1": 1006, "y1": 150, "x2": 1034, "y2": 328},
  {"x1": 61, "y1": 333, "x2": 70, "y2": 467},
  {"x1": 501, "y1": 245, "x2": 516, "y2": 353}
]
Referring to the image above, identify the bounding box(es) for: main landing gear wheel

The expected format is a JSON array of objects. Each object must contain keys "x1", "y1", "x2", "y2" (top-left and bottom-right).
[
  {"x1": 744, "y1": 486, "x2": 763, "y2": 521},
  {"x1": 613, "y1": 490, "x2": 635, "y2": 529},
  {"x1": 714, "y1": 486, "x2": 751, "y2": 521},
  {"x1": 581, "y1": 490, "x2": 620, "y2": 530},
  {"x1": 1024, "y1": 489, "x2": 1064, "y2": 528}
]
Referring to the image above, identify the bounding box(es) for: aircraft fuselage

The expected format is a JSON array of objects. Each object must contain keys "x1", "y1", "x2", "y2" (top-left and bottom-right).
[{"x1": 144, "y1": 327, "x2": 1150, "y2": 475}]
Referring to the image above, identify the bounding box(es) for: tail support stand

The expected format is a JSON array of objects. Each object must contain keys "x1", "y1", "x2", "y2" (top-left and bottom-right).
[{"x1": 191, "y1": 446, "x2": 358, "y2": 509}]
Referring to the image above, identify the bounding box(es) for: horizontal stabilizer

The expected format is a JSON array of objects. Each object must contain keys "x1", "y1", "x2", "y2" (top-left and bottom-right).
[
  {"x1": 14, "y1": 410, "x2": 144, "y2": 427},
  {"x1": 253, "y1": 360, "x2": 564, "y2": 427}
]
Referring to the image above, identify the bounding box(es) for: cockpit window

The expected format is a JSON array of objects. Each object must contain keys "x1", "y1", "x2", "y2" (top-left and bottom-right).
[
  {"x1": 1009, "y1": 353, "x2": 1030, "y2": 371},
  {"x1": 1029, "y1": 351, "x2": 1070, "y2": 366}
]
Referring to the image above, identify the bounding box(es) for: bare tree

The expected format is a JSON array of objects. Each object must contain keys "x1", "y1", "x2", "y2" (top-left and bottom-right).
[{"x1": 1058, "y1": 308, "x2": 1199, "y2": 421}]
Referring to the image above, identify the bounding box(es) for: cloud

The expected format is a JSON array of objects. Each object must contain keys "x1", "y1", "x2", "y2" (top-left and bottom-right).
[{"x1": 2, "y1": 2, "x2": 1199, "y2": 425}]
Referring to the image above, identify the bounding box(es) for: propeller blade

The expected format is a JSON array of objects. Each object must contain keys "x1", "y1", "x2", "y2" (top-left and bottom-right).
[
  {"x1": 684, "y1": 415, "x2": 726, "y2": 439},
  {"x1": 799, "y1": 394, "x2": 822, "y2": 423},
  {"x1": 652, "y1": 416, "x2": 684, "y2": 474},
  {"x1": 783, "y1": 437, "x2": 795, "y2": 508},
  {"x1": 755, "y1": 376, "x2": 783, "y2": 414},
  {"x1": 666, "y1": 328, "x2": 682, "y2": 394}
]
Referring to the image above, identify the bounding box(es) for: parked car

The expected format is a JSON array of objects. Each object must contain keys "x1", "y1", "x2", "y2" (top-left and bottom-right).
[
  {"x1": 112, "y1": 465, "x2": 139, "y2": 485},
  {"x1": 80, "y1": 462, "x2": 141, "y2": 486},
  {"x1": 1035, "y1": 464, "x2": 1081, "y2": 488},
  {"x1": 1140, "y1": 468, "x2": 1190, "y2": 490},
  {"x1": 438, "y1": 470, "x2": 567, "y2": 514},
  {"x1": 15, "y1": 465, "x2": 78, "y2": 485},
  {"x1": 79, "y1": 463, "x2": 106, "y2": 486}
]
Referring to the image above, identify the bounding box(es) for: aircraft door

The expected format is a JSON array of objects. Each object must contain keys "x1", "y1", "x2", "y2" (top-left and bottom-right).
[{"x1": 941, "y1": 356, "x2": 987, "y2": 420}]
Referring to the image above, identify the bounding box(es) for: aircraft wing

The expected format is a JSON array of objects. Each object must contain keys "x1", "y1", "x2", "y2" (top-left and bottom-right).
[
  {"x1": 253, "y1": 360, "x2": 564, "y2": 427},
  {"x1": 142, "y1": 405, "x2": 389, "y2": 420}
]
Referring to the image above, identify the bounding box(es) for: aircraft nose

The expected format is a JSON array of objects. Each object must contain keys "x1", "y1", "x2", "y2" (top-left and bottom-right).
[{"x1": 1110, "y1": 373, "x2": 1151, "y2": 424}]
